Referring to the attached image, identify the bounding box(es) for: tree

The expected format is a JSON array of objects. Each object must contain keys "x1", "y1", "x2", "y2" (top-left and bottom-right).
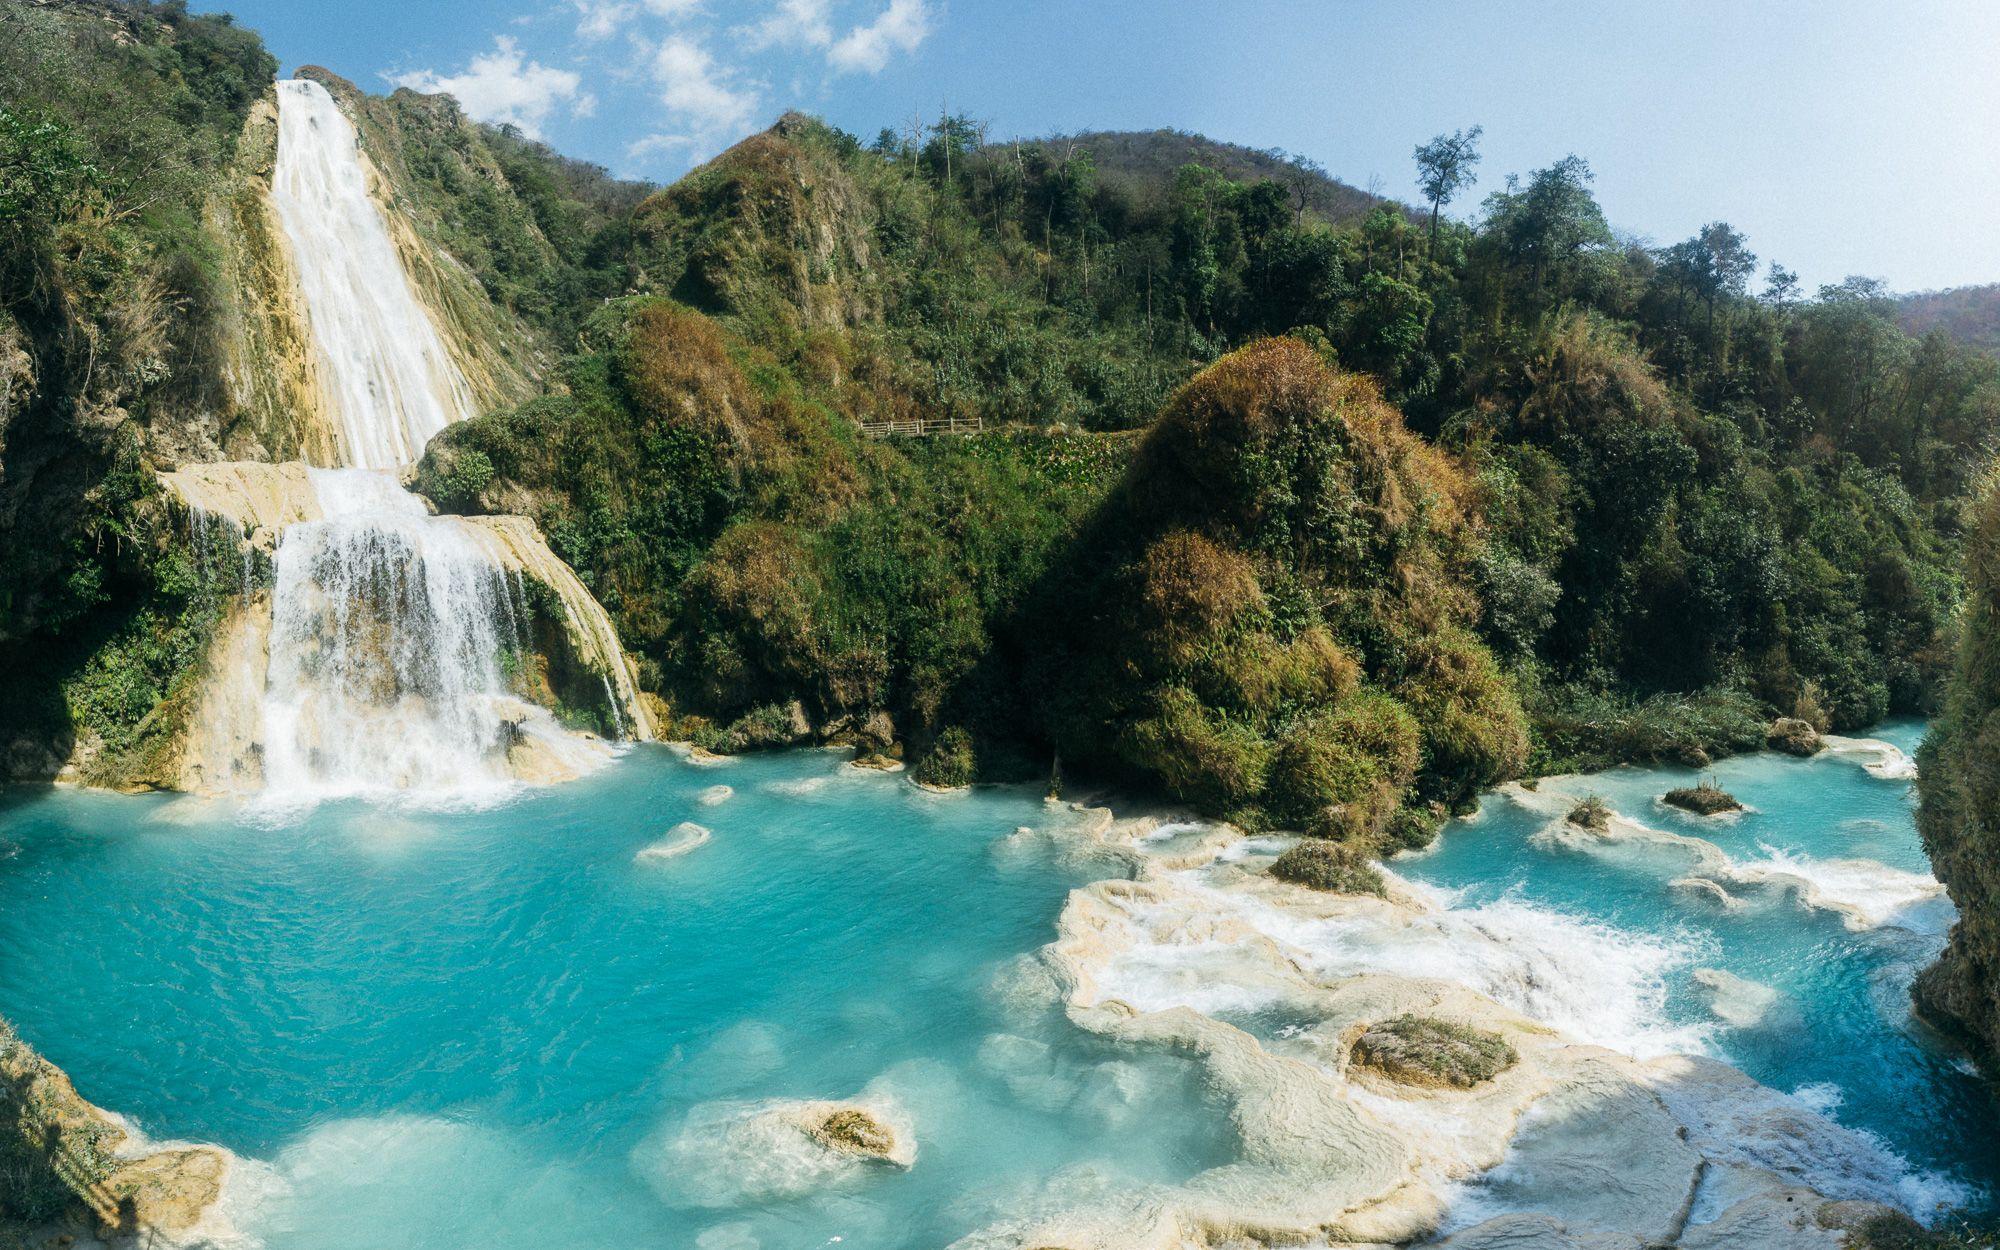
[
  {"x1": 1413, "y1": 126, "x2": 1483, "y2": 250},
  {"x1": 1656, "y1": 220, "x2": 1756, "y2": 333},
  {"x1": 1481, "y1": 155, "x2": 1613, "y2": 299},
  {"x1": 1763, "y1": 263, "x2": 1801, "y2": 306}
]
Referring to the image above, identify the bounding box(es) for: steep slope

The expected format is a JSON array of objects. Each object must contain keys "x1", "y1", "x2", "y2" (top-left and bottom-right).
[
  {"x1": 1915, "y1": 473, "x2": 2000, "y2": 1070},
  {"x1": 1026, "y1": 337, "x2": 1524, "y2": 839}
]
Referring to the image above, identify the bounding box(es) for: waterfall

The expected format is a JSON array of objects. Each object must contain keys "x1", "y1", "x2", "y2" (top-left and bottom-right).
[
  {"x1": 272, "y1": 79, "x2": 474, "y2": 469},
  {"x1": 246, "y1": 79, "x2": 617, "y2": 808}
]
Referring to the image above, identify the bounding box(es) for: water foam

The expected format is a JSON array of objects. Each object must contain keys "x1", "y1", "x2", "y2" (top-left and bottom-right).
[
  {"x1": 1525, "y1": 794, "x2": 1953, "y2": 936},
  {"x1": 1097, "y1": 868, "x2": 1714, "y2": 1058},
  {"x1": 254, "y1": 469, "x2": 583, "y2": 809},
  {"x1": 1732, "y1": 844, "x2": 1954, "y2": 935}
]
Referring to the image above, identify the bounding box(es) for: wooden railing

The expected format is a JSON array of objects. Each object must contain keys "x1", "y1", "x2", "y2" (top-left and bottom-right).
[{"x1": 858, "y1": 415, "x2": 985, "y2": 439}]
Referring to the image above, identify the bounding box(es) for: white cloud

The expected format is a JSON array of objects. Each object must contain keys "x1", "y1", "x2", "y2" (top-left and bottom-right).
[
  {"x1": 391, "y1": 37, "x2": 588, "y2": 139},
  {"x1": 828, "y1": 0, "x2": 931, "y2": 74},
  {"x1": 570, "y1": 0, "x2": 702, "y2": 40},
  {"x1": 740, "y1": 0, "x2": 833, "y2": 51},
  {"x1": 635, "y1": 34, "x2": 759, "y2": 158}
]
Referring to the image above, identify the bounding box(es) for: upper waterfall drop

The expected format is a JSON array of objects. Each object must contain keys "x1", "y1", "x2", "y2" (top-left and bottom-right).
[{"x1": 273, "y1": 78, "x2": 475, "y2": 469}]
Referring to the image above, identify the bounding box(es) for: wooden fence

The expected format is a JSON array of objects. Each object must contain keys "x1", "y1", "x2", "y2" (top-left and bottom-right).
[{"x1": 857, "y1": 415, "x2": 985, "y2": 439}]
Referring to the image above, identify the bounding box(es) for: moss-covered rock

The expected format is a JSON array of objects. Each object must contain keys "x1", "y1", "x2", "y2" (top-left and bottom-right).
[
  {"x1": 1767, "y1": 717, "x2": 1824, "y2": 757},
  {"x1": 1567, "y1": 795, "x2": 1612, "y2": 831},
  {"x1": 914, "y1": 726, "x2": 976, "y2": 788},
  {"x1": 1269, "y1": 840, "x2": 1386, "y2": 897},
  {"x1": 1350, "y1": 1015, "x2": 1517, "y2": 1088},
  {"x1": 1663, "y1": 782, "x2": 1742, "y2": 816}
]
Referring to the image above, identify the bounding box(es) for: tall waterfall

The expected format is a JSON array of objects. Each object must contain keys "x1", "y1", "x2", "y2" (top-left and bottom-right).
[
  {"x1": 252, "y1": 79, "x2": 608, "y2": 807},
  {"x1": 272, "y1": 79, "x2": 474, "y2": 468}
]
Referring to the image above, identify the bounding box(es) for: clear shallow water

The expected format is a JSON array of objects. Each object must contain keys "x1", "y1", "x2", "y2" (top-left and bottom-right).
[
  {"x1": 0, "y1": 725, "x2": 1992, "y2": 1245},
  {"x1": 1392, "y1": 719, "x2": 2000, "y2": 1214},
  {"x1": 0, "y1": 750, "x2": 1230, "y2": 1248}
]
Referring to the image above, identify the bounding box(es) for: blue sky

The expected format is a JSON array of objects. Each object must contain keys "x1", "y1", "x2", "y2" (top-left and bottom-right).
[{"x1": 196, "y1": 0, "x2": 2000, "y2": 293}]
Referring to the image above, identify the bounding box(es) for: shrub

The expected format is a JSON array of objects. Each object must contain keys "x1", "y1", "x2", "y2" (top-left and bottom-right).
[
  {"x1": 1135, "y1": 529, "x2": 1263, "y2": 663},
  {"x1": 1269, "y1": 840, "x2": 1385, "y2": 896},
  {"x1": 1116, "y1": 687, "x2": 1271, "y2": 811},
  {"x1": 1529, "y1": 684, "x2": 1767, "y2": 773},
  {"x1": 915, "y1": 726, "x2": 976, "y2": 788},
  {"x1": 1383, "y1": 801, "x2": 1448, "y2": 851}
]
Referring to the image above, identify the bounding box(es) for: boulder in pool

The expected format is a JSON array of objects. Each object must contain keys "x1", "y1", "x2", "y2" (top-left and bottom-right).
[
  {"x1": 1350, "y1": 1014, "x2": 1517, "y2": 1088},
  {"x1": 1767, "y1": 717, "x2": 1824, "y2": 757},
  {"x1": 1566, "y1": 795, "x2": 1612, "y2": 831},
  {"x1": 1663, "y1": 782, "x2": 1742, "y2": 816},
  {"x1": 803, "y1": 1105, "x2": 909, "y2": 1166}
]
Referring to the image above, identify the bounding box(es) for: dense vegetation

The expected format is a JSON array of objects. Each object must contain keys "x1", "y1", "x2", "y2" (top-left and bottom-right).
[
  {"x1": 1915, "y1": 472, "x2": 2000, "y2": 1070},
  {"x1": 412, "y1": 101, "x2": 1993, "y2": 852},
  {"x1": 0, "y1": 0, "x2": 278, "y2": 776},
  {"x1": 5, "y1": 3, "x2": 1998, "y2": 861}
]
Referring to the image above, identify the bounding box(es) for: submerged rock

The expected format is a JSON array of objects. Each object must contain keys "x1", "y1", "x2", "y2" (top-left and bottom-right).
[
  {"x1": 1693, "y1": 967, "x2": 1781, "y2": 1028},
  {"x1": 1664, "y1": 782, "x2": 1743, "y2": 816},
  {"x1": 636, "y1": 1094, "x2": 914, "y2": 1209},
  {"x1": 1768, "y1": 718, "x2": 1824, "y2": 757},
  {"x1": 1350, "y1": 1014, "x2": 1517, "y2": 1088},
  {"x1": 635, "y1": 822, "x2": 711, "y2": 861}
]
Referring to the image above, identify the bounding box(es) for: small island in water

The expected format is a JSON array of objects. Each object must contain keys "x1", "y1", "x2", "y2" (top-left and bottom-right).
[{"x1": 0, "y1": 3, "x2": 1996, "y2": 1249}]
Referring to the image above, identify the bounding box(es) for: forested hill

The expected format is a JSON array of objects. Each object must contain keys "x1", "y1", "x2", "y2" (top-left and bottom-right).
[
  {"x1": 5, "y1": 0, "x2": 2000, "y2": 862},
  {"x1": 993, "y1": 128, "x2": 1392, "y2": 225},
  {"x1": 1900, "y1": 283, "x2": 2000, "y2": 353}
]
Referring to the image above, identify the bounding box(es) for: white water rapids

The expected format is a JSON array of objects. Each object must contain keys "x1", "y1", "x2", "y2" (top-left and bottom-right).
[{"x1": 247, "y1": 78, "x2": 609, "y2": 808}]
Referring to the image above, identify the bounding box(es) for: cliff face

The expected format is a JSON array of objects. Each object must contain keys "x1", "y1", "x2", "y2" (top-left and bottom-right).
[{"x1": 1914, "y1": 478, "x2": 2000, "y2": 1068}]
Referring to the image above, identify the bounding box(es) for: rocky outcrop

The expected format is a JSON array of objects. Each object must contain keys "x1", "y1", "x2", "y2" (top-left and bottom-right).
[
  {"x1": 0, "y1": 1021, "x2": 230, "y2": 1240},
  {"x1": 1768, "y1": 717, "x2": 1825, "y2": 757}
]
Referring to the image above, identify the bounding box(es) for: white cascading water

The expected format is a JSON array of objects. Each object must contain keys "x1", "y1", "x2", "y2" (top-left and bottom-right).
[
  {"x1": 257, "y1": 79, "x2": 599, "y2": 806},
  {"x1": 271, "y1": 79, "x2": 475, "y2": 468}
]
